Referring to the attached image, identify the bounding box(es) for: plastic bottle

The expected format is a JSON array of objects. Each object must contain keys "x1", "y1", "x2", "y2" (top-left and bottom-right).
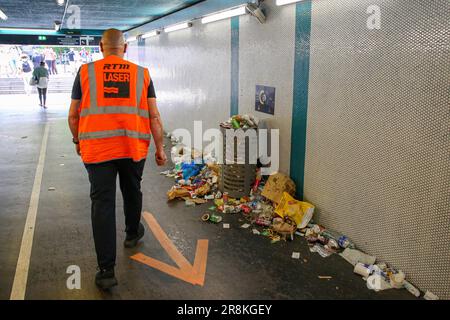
[
  {"x1": 231, "y1": 119, "x2": 240, "y2": 129},
  {"x1": 403, "y1": 281, "x2": 421, "y2": 298}
]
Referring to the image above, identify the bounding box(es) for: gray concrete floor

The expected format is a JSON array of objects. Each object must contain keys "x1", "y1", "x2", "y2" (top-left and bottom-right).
[{"x1": 0, "y1": 94, "x2": 416, "y2": 300}]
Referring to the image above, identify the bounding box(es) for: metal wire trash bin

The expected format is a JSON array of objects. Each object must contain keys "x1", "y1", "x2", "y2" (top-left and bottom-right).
[{"x1": 219, "y1": 125, "x2": 257, "y2": 198}]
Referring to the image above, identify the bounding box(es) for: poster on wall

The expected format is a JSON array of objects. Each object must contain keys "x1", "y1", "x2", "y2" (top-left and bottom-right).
[{"x1": 255, "y1": 85, "x2": 276, "y2": 115}]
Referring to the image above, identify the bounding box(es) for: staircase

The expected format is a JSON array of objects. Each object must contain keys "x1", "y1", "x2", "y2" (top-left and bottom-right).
[{"x1": 0, "y1": 74, "x2": 75, "y2": 95}]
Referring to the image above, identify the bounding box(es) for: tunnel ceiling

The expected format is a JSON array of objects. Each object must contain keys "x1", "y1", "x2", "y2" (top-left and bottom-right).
[{"x1": 0, "y1": 0, "x2": 204, "y2": 31}]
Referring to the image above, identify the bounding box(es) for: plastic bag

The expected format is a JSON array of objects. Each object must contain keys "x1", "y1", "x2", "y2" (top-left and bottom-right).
[{"x1": 274, "y1": 192, "x2": 314, "y2": 228}]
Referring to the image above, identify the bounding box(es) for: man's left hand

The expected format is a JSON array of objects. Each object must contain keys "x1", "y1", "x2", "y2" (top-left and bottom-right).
[
  {"x1": 155, "y1": 148, "x2": 167, "y2": 166},
  {"x1": 75, "y1": 144, "x2": 81, "y2": 156}
]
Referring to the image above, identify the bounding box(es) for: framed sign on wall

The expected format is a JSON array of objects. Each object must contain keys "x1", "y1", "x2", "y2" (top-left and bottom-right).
[{"x1": 255, "y1": 85, "x2": 276, "y2": 115}]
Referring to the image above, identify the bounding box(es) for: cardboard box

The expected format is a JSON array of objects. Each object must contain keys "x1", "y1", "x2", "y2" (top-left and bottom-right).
[{"x1": 262, "y1": 173, "x2": 296, "y2": 205}]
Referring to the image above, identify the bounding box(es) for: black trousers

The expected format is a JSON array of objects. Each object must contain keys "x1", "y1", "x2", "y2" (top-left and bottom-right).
[
  {"x1": 37, "y1": 88, "x2": 47, "y2": 105},
  {"x1": 85, "y1": 159, "x2": 146, "y2": 269}
]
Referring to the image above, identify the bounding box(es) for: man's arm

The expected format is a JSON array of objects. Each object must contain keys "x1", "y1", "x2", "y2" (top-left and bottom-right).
[
  {"x1": 68, "y1": 99, "x2": 81, "y2": 155},
  {"x1": 148, "y1": 98, "x2": 167, "y2": 166}
]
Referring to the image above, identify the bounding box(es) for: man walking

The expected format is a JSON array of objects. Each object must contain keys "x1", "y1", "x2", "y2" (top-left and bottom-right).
[{"x1": 68, "y1": 29, "x2": 167, "y2": 290}]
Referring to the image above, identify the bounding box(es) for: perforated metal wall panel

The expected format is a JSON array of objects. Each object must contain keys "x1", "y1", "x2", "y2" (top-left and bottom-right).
[
  {"x1": 239, "y1": 1, "x2": 296, "y2": 175},
  {"x1": 305, "y1": 0, "x2": 450, "y2": 298}
]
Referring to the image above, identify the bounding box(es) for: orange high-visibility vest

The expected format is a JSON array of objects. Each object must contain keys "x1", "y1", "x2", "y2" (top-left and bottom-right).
[{"x1": 78, "y1": 55, "x2": 152, "y2": 164}]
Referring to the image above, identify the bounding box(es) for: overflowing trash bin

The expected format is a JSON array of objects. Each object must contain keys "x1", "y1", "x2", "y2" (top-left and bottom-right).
[{"x1": 219, "y1": 124, "x2": 257, "y2": 198}]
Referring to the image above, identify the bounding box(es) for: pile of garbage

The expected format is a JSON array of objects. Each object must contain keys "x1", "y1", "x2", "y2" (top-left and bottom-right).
[
  {"x1": 298, "y1": 222, "x2": 437, "y2": 298},
  {"x1": 162, "y1": 114, "x2": 438, "y2": 300},
  {"x1": 220, "y1": 114, "x2": 259, "y2": 129}
]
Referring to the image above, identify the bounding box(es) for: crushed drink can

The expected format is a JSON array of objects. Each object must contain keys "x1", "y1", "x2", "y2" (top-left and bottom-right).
[
  {"x1": 209, "y1": 214, "x2": 223, "y2": 224},
  {"x1": 223, "y1": 192, "x2": 229, "y2": 204}
]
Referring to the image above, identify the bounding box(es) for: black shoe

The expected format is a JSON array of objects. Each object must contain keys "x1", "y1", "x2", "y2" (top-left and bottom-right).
[
  {"x1": 95, "y1": 268, "x2": 118, "y2": 290},
  {"x1": 124, "y1": 222, "x2": 145, "y2": 248}
]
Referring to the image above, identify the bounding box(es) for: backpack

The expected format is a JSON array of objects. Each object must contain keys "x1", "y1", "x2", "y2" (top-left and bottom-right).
[{"x1": 22, "y1": 61, "x2": 31, "y2": 73}]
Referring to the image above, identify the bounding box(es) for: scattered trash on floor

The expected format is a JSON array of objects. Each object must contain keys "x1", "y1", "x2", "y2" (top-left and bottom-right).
[
  {"x1": 201, "y1": 213, "x2": 223, "y2": 224},
  {"x1": 423, "y1": 290, "x2": 440, "y2": 300},
  {"x1": 162, "y1": 117, "x2": 425, "y2": 299},
  {"x1": 340, "y1": 248, "x2": 376, "y2": 266},
  {"x1": 292, "y1": 252, "x2": 300, "y2": 259}
]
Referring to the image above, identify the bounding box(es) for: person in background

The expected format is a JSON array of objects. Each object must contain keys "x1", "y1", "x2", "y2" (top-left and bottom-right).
[
  {"x1": 18, "y1": 54, "x2": 33, "y2": 95},
  {"x1": 44, "y1": 48, "x2": 53, "y2": 75},
  {"x1": 32, "y1": 50, "x2": 43, "y2": 69},
  {"x1": 68, "y1": 48, "x2": 76, "y2": 75},
  {"x1": 60, "y1": 51, "x2": 68, "y2": 73},
  {"x1": 51, "y1": 49, "x2": 58, "y2": 75},
  {"x1": 8, "y1": 47, "x2": 19, "y2": 77},
  {"x1": 32, "y1": 61, "x2": 49, "y2": 108}
]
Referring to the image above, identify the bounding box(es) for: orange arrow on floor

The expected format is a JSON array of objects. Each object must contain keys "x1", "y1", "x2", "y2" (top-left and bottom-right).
[{"x1": 130, "y1": 212, "x2": 208, "y2": 286}]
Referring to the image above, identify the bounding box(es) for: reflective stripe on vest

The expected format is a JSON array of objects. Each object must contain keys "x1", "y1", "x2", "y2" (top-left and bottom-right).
[
  {"x1": 79, "y1": 129, "x2": 151, "y2": 141},
  {"x1": 80, "y1": 62, "x2": 148, "y2": 118}
]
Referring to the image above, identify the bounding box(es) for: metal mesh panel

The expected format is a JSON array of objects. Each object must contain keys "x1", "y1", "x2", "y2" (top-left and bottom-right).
[
  {"x1": 219, "y1": 127, "x2": 257, "y2": 198},
  {"x1": 305, "y1": 0, "x2": 450, "y2": 298}
]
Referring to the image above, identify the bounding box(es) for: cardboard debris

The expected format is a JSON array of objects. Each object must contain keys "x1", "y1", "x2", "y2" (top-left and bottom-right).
[
  {"x1": 262, "y1": 172, "x2": 296, "y2": 205},
  {"x1": 167, "y1": 187, "x2": 191, "y2": 201},
  {"x1": 194, "y1": 183, "x2": 210, "y2": 197}
]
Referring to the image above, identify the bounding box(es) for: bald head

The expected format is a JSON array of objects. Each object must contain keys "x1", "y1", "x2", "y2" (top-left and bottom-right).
[{"x1": 100, "y1": 28, "x2": 127, "y2": 58}]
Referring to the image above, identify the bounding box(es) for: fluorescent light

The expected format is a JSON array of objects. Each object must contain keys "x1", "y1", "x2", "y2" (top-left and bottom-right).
[
  {"x1": 57, "y1": 0, "x2": 65, "y2": 6},
  {"x1": 164, "y1": 22, "x2": 192, "y2": 33},
  {"x1": 126, "y1": 36, "x2": 137, "y2": 42},
  {"x1": 276, "y1": 0, "x2": 303, "y2": 5},
  {"x1": 0, "y1": 27, "x2": 55, "y2": 33},
  {"x1": 142, "y1": 30, "x2": 160, "y2": 39},
  {"x1": 0, "y1": 9, "x2": 7, "y2": 20},
  {"x1": 201, "y1": 6, "x2": 247, "y2": 24}
]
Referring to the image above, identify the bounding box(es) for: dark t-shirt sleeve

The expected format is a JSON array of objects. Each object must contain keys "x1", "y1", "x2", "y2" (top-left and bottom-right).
[
  {"x1": 71, "y1": 69, "x2": 82, "y2": 100},
  {"x1": 148, "y1": 79, "x2": 156, "y2": 98}
]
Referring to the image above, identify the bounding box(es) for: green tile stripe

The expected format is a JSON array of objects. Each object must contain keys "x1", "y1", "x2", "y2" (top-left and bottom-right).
[
  {"x1": 290, "y1": 1, "x2": 312, "y2": 200},
  {"x1": 230, "y1": 16, "x2": 240, "y2": 116}
]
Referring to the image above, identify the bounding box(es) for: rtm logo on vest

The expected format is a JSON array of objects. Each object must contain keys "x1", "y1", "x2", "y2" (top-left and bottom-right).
[
  {"x1": 104, "y1": 64, "x2": 130, "y2": 70},
  {"x1": 103, "y1": 63, "x2": 131, "y2": 98}
]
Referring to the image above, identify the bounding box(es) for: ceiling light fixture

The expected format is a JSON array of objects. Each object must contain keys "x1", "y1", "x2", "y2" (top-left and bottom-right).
[
  {"x1": 142, "y1": 30, "x2": 160, "y2": 39},
  {"x1": 164, "y1": 22, "x2": 192, "y2": 33},
  {"x1": 201, "y1": 6, "x2": 247, "y2": 24},
  {"x1": 56, "y1": 0, "x2": 65, "y2": 6},
  {"x1": 276, "y1": 0, "x2": 303, "y2": 6},
  {"x1": 126, "y1": 36, "x2": 138, "y2": 42},
  {"x1": 0, "y1": 9, "x2": 8, "y2": 20},
  {"x1": 0, "y1": 27, "x2": 56, "y2": 33}
]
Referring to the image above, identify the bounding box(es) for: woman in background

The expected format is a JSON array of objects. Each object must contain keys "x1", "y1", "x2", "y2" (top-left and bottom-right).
[
  {"x1": 19, "y1": 54, "x2": 33, "y2": 95},
  {"x1": 32, "y1": 61, "x2": 49, "y2": 108}
]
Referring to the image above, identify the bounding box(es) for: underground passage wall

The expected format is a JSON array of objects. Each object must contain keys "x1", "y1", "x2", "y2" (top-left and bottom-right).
[{"x1": 127, "y1": 0, "x2": 450, "y2": 298}]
